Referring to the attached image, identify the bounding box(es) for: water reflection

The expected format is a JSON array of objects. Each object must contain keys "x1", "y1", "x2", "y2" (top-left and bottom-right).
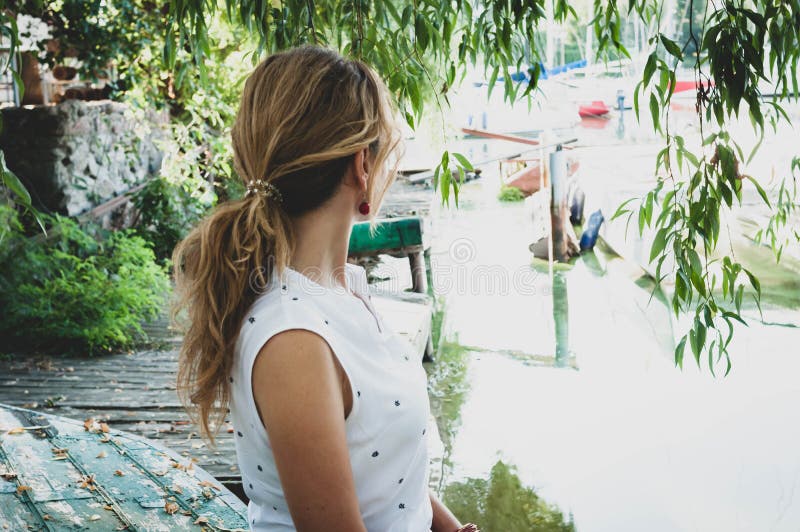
[
  {"x1": 444, "y1": 461, "x2": 576, "y2": 532},
  {"x1": 552, "y1": 273, "x2": 571, "y2": 366},
  {"x1": 425, "y1": 331, "x2": 472, "y2": 492},
  {"x1": 426, "y1": 300, "x2": 578, "y2": 531}
]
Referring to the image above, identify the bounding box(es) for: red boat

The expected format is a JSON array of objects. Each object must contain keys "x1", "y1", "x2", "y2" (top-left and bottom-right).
[
  {"x1": 672, "y1": 79, "x2": 714, "y2": 93},
  {"x1": 578, "y1": 100, "x2": 610, "y2": 118}
]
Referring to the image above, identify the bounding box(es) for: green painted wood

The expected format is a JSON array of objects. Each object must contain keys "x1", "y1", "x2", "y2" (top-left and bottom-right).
[
  {"x1": 348, "y1": 217, "x2": 423, "y2": 256},
  {"x1": 0, "y1": 404, "x2": 248, "y2": 531}
]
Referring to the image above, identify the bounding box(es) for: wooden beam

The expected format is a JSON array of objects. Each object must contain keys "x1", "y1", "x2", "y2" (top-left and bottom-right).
[
  {"x1": 348, "y1": 217, "x2": 424, "y2": 257},
  {"x1": 461, "y1": 127, "x2": 541, "y2": 146}
]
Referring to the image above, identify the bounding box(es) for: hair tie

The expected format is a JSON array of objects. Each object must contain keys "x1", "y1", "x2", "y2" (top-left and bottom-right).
[{"x1": 245, "y1": 179, "x2": 283, "y2": 203}]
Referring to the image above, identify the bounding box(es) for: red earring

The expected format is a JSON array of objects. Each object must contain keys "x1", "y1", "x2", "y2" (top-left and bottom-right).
[{"x1": 358, "y1": 201, "x2": 371, "y2": 215}]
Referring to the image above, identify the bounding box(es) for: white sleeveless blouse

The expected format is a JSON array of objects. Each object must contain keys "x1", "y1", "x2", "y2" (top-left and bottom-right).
[{"x1": 230, "y1": 263, "x2": 433, "y2": 531}]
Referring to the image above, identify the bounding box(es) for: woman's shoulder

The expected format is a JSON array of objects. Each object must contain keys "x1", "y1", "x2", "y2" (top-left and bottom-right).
[{"x1": 246, "y1": 279, "x2": 329, "y2": 330}]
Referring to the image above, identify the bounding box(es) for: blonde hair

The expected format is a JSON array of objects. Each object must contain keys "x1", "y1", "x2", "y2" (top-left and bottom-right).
[{"x1": 172, "y1": 46, "x2": 402, "y2": 441}]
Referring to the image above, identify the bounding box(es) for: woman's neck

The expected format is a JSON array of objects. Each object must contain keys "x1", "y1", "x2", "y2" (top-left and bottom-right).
[{"x1": 288, "y1": 202, "x2": 353, "y2": 289}]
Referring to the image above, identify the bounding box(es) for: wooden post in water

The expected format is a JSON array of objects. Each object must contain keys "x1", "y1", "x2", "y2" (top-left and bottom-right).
[
  {"x1": 549, "y1": 146, "x2": 569, "y2": 262},
  {"x1": 408, "y1": 251, "x2": 427, "y2": 294}
]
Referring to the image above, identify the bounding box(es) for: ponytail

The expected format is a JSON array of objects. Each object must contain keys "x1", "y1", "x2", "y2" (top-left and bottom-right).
[{"x1": 172, "y1": 194, "x2": 291, "y2": 441}]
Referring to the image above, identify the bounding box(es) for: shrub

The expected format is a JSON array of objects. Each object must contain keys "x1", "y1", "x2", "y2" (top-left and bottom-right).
[
  {"x1": 130, "y1": 175, "x2": 213, "y2": 263},
  {"x1": 497, "y1": 185, "x2": 526, "y2": 202},
  {"x1": 0, "y1": 209, "x2": 170, "y2": 354}
]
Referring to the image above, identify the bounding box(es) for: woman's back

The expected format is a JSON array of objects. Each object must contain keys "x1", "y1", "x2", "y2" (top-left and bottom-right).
[{"x1": 230, "y1": 263, "x2": 433, "y2": 531}]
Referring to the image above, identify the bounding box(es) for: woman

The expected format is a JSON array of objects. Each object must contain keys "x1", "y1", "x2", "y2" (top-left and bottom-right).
[{"x1": 172, "y1": 46, "x2": 478, "y2": 532}]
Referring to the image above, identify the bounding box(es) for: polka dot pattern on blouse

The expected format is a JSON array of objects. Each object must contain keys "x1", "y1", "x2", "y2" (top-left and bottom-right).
[{"x1": 229, "y1": 263, "x2": 433, "y2": 531}]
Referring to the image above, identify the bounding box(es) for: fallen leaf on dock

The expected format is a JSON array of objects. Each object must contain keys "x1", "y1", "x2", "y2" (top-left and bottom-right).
[
  {"x1": 96, "y1": 451, "x2": 107, "y2": 458},
  {"x1": 198, "y1": 480, "x2": 220, "y2": 490},
  {"x1": 16, "y1": 485, "x2": 31, "y2": 494},
  {"x1": 84, "y1": 418, "x2": 103, "y2": 433},
  {"x1": 104, "y1": 504, "x2": 113, "y2": 511},
  {"x1": 6, "y1": 427, "x2": 26, "y2": 435},
  {"x1": 100, "y1": 422, "x2": 110, "y2": 433},
  {"x1": 164, "y1": 502, "x2": 179, "y2": 515},
  {"x1": 114, "y1": 470, "x2": 125, "y2": 477},
  {"x1": 172, "y1": 460, "x2": 194, "y2": 472},
  {"x1": 42, "y1": 515, "x2": 51, "y2": 521},
  {"x1": 78, "y1": 475, "x2": 97, "y2": 491}
]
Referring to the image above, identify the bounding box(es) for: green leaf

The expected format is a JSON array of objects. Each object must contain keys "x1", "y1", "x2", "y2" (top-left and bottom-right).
[
  {"x1": 452, "y1": 152, "x2": 473, "y2": 171},
  {"x1": 407, "y1": 81, "x2": 423, "y2": 118},
  {"x1": 1, "y1": 152, "x2": 31, "y2": 205},
  {"x1": 650, "y1": 227, "x2": 669, "y2": 262},
  {"x1": 611, "y1": 197, "x2": 637, "y2": 221},
  {"x1": 415, "y1": 14, "x2": 429, "y2": 51},
  {"x1": 487, "y1": 65, "x2": 500, "y2": 99},
  {"x1": 744, "y1": 175, "x2": 771, "y2": 208},
  {"x1": 689, "y1": 327, "x2": 699, "y2": 366},
  {"x1": 674, "y1": 335, "x2": 687, "y2": 368},
  {"x1": 649, "y1": 93, "x2": 660, "y2": 132},
  {"x1": 659, "y1": 34, "x2": 683, "y2": 61},
  {"x1": 643, "y1": 53, "x2": 657, "y2": 87},
  {"x1": 743, "y1": 268, "x2": 761, "y2": 295},
  {"x1": 401, "y1": 6, "x2": 413, "y2": 27}
]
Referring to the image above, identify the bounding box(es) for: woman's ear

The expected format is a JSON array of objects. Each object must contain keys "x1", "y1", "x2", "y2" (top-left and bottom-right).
[{"x1": 351, "y1": 147, "x2": 371, "y2": 192}]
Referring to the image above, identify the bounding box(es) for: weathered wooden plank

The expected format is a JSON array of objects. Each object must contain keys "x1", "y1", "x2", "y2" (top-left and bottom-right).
[{"x1": 0, "y1": 404, "x2": 248, "y2": 530}]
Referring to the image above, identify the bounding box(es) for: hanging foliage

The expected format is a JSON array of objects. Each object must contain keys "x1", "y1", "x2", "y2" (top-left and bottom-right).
[{"x1": 165, "y1": 0, "x2": 800, "y2": 373}]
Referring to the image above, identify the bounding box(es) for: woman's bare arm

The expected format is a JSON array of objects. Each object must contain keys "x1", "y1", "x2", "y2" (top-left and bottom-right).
[
  {"x1": 252, "y1": 329, "x2": 367, "y2": 532},
  {"x1": 430, "y1": 489, "x2": 461, "y2": 532}
]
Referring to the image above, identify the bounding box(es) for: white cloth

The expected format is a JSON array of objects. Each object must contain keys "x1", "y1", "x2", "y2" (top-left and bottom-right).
[{"x1": 230, "y1": 263, "x2": 433, "y2": 531}]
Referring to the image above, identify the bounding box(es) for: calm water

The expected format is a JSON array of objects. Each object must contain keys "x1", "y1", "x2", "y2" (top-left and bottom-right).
[{"x1": 396, "y1": 101, "x2": 800, "y2": 531}]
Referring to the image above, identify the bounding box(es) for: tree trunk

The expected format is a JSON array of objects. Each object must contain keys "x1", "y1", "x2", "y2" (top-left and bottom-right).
[{"x1": 20, "y1": 52, "x2": 44, "y2": 106}]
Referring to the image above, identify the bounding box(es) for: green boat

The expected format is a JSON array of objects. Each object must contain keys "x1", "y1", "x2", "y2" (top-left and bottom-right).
[{"x1": 0, "y1": 403, "x2": 249, "y2": 531}]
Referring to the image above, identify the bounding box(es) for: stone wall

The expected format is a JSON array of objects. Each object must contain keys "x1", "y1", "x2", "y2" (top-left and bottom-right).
[{"x1": 0, "y1": 100, "x2": 164, "y2": 216}]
